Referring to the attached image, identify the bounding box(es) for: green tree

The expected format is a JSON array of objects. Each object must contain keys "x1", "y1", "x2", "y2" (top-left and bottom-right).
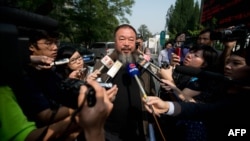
[
  {"x1": 166, "y1": 0, "x2": 202, "y2": 40},
  {"x1": 137, "y1": 24, "x2": 152, "y2": 41},
  {"x1": 165, "y1": 5, "x2": 174, "y2": 33},
  {"x1": 51, "y1": 0, "x2": 135, "y2": 45},
  {"x1": 14, "y1": 0, "x2": 135, "y2": 46}
]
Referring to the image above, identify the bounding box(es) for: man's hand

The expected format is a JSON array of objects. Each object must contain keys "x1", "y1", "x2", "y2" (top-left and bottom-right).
[
  {"x1": 86, "y1": 70, "x2": 101, "y2": 81},
  {"x1": 158, "y1": 66, "x2": 174, "y2": 82},
  {"x1": 170, "y1": 53, "x2": 180, "y2": 67},
  {"x1": 105, "y1": 84, "x2": 118, "y2": 102},
  {"x1": 77, "y1": 79, "x2": 114, "y2": 141},
  {"x1": 142, "y1": 96, "x2": 169, "y2": 117},
  {"x1": 30, "y1": 55, "x2": 54, "y2": 70}
]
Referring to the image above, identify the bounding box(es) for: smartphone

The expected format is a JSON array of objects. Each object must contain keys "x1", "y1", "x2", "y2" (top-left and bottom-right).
[{"x1": 175, "y1": 47, "x2": 181, "y2": 57}]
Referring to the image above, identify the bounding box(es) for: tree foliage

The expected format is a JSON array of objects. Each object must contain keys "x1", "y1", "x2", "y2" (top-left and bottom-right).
[
  {"x1": 14, "y1": 0, "x2": 135, "y2": 46},
  {"x1": 166, "y1": 0, "x2": 202, "y2": 40},
  {"x1": 137, "y1": 24, "x2": 152, "y2": 41}
]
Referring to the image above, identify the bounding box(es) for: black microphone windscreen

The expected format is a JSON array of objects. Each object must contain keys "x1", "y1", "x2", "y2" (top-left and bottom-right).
[
  {"x1": 175, "y1": 66, "x2": 201, "y2": 76},
  {"x1": 174, "y1": 65, "x2": 229, "y2": 81}
]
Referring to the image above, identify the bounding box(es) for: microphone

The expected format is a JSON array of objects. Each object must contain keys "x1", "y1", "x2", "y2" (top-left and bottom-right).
[
  {"x1": 98, "y1": 55, "x2": 115, "y2": 72},
  {"x1": 104, "y1": 60, "x2": 123, "y2": 82},
  {"x1": 127, "y1": 63, "x2": 148, "y2": 100},
  {"x1": 174, "y1": 65, "x2": 230, "y2": 81},
  {"x1": 51, "y1": 58, "x2": 69, "y2": 66},
  {"x1": 138, "y1": 55, "x2": 160, "y2": 74},
  {"x1": 127, "y1": 63, "x2": 166, "y2": 141},
  {"x1": 137, "y1": 56, "x2": 163, "y2": 83}
]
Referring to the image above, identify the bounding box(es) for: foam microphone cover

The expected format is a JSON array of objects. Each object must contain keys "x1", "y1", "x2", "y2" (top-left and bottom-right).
[{"x1": 127, "y1": 63, "x2": 140, "y2": 77}]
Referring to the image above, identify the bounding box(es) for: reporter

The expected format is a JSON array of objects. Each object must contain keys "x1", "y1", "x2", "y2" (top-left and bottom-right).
[
  {"x1": 0, "y1": 23, "x2": 114, "y2": 141},
  {"x1": 54, "y1": 45, "x2": 118, "y2": 103},
  {"x1": 143, "y1": 57, "x2": 250, "y2": 141}
]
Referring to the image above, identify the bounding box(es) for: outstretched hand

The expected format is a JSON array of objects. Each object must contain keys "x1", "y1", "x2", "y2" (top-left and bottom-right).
[
  {"x1": 30, "y1": 55, "x2": 54, "y2": 70},
  {"x1": 142, "y1": 96, "x2": 169, "y2": 117}
]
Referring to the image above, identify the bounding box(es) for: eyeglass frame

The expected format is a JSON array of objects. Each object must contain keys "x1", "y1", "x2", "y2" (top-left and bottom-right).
[
  {"x1": 69, "y1": 55, "x2": 83, "y2": 64},
  {"x1": 33, "y1": 39, "x2": 60, "y2": 49}
]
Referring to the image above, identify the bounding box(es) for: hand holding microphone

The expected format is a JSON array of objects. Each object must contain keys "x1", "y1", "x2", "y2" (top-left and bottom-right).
[
  {"x1": 137, "y1": 55, "x2": 175, "y2": 84},
  {"x1": 137, "y1": 55, "x2": 163, "y2": 83},
  {"x1": 127, "y1": 63, "x2": 167, "y2": 141},
  {"x1": 30, "y1": 55, "x2": 55, "y2": 70},
  {"x1": 86, "y1": 69, "x2": 101, "y2": 81},
  {"x1": 158, "y1": 66, "x2": 175, "y2": 83}
]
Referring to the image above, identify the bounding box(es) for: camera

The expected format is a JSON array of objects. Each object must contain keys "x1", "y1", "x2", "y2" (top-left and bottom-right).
[
  {"x1": 211, "y1": 25, "x2": 248, "y2": 41},
  {"x1": 136, "y1": 42, "x2": 140, "y2": 49}
]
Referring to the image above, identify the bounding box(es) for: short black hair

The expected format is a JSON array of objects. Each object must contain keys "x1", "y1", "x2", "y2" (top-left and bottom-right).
[
  {"x1": 28, "y1": 29, "x2": 59, "y2": 45},
  {"x1": 136, "y1": 34, "x2": 143, "y2": 40},
  {"x1": 113, "y1": 24, "x2": 137, "y2": 38},
  {"x1": 164, "y1": 41, "x2": 173, "y2": 47},
  {"x1": 198, "y1": 28, "x2": 213, "y2": 38}
]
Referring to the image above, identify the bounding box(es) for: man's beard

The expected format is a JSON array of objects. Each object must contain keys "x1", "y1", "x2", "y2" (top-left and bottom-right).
[{"x1": 118, "y1": 52, "x2": 139, "y2": 67}]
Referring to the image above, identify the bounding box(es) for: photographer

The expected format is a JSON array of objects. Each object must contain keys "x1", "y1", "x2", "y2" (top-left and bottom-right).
[
  {"x1": 136, "y1": 34, "x2": 144, "y2": 53},
  {"x1": 0, "y1": 79, "x2": 113, "y2": 141},
  {"x1": 0, "y1": 24, "x2": 114, "y2": 141}
]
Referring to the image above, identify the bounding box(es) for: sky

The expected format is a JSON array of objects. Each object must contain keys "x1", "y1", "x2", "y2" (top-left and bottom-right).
[{"x1": 125, "y1": 0, "x2": 177, "y2": 34}]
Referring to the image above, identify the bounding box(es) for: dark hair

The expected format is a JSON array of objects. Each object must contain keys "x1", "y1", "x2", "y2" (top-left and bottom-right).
[
  {"x1": 189, "y1": 45, "x2": 219, "y2": 71},
  {"x1": 113, "y1": 24, "x2": 137, "y2": 38},
  {"x1": 28, "y1": 29, "x2": 59, "y2": 45},
  {"x1": 175, "y1": 32, "x2": 186, "y2": 41},
  {"x1": 198, "y1": 28, "x2": 213, "y2": 37},
  {"x1": 136, "y1": 33, "x2": 143, "y2": 40},
  {"x1": 164, "y1": 41, "x2": 173, "y2": 47},
  {"x1": 55, "y1": 46, "x2": 88, "y2": 79},
  {"x1": 56, "y1": 46, "x2": 77, "y2": 60}
]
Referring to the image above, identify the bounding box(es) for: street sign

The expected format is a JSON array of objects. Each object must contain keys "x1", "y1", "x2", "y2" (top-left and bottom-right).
[{"x1": 160, "y1": 31, "x2": 166, "y2": 46}]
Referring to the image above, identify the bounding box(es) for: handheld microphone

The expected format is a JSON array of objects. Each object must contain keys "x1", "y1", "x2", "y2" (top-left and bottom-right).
[
  {"x1": 98, "y1": 82, "x2": 113, "y2": 89},
  {"x1": 127, "y1": 63, "x2": 166, "y2": 141},
  {"x1": 127, "y1": 63, "x2": 148, "y2": 100},
  {"x1": 104, "y1": 60, "x2": 123, "y2": 82},
  {"x1": 137, "y1": 58, "x2": 163, "y2": 83},
  {"x1": 51, "y1": 58, "x2": 69, "y2": 66},
  {"x1": 98, "y1": 55, "x2": 114, "y2": 72},
  {"x1": 138, "y1": 55, "x2": 160, "y2": 74}
]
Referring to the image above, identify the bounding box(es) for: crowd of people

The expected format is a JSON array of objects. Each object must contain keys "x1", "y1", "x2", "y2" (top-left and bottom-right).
[{"x1": 1, "y1": 3, "x2": 250, "y2": 141}]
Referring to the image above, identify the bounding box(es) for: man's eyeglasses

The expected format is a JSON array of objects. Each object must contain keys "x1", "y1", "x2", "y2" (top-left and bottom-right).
[{"x1": 69, "y1": 55, "x2": 82, "y2": 64}]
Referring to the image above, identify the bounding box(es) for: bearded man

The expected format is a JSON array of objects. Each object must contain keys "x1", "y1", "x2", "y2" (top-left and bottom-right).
[{"x1": 93, "y1": 24, "x2": 157, "y2": 141}]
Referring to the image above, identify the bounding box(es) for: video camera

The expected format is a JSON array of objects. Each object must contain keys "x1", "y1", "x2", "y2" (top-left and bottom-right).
[{"x1": 211, "y1": 24, "x2": 248, "y2": 41}]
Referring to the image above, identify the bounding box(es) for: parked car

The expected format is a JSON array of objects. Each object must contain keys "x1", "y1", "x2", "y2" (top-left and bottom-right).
[
  {"x1": 89, "y1": 42, "x2": 115, "y2": 59},
  {"x1": 80, "y1": 47, "x2": 95, "y2": 66}
]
